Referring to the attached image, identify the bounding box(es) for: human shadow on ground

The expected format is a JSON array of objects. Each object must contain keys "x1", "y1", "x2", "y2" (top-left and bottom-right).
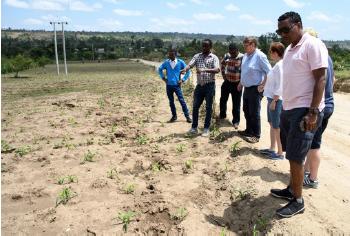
[
  {"x1": 242, "y1": 167, "x2": 289, "y2": 185},
  {"x1": 205, "y1": 195, "x2": 289, "y2": 235}
]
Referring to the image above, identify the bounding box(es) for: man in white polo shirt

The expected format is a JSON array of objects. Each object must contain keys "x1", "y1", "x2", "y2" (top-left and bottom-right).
[{"x1": 270, "y1": 11, "x2": 328, "y2": 218}]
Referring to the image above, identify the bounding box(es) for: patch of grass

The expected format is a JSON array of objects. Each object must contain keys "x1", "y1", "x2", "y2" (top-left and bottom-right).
[
  {"x1": 67, "y1": 117, "x2": 78, "y2": 126},
  {"x1": 14, "y1": 145, "x2": 31, "y2": 157},
  {"x1": 57, "y1": 175, "x2": 78, "y2": 185},
  {"x1": 56, "y1": 187, "x2": 76, "y2": 206},
  {"x1": 118, "y1": 211, "x2": 135, "y2": 233},
  {"x1": 151, "y1": 161, "x2": 161, "y2": 173},
  {"x1": 230, "y1": 188, "x2": 250, "y2": 201},
  {"x1": 57, "y1": 177, "x2": 65, "y2": 185}
]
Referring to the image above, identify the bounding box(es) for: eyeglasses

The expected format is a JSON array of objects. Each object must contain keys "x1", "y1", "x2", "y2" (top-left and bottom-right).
[{"x1": 276, "y1": 24, "x2": 295, "y2": 35}]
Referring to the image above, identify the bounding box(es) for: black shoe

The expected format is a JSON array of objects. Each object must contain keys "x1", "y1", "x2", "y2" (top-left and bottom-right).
[
  {"x1": 276, "y1": 198, "x2": 305, "y2": 218},
  {"x1": 238, "y1": 130, "x2": 252, "y2": 137},
  {"x1": 186, "y1": 116, "x2": 192, "y2": 123},
  {"x1": 270, "y1": 186, "x2": 293, "y2": 200},
  {"x1": 169, "y1": 116, "x2": 177, "y2": 123}
]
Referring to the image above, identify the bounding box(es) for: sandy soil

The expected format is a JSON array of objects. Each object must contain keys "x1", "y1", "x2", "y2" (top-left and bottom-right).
[{"x1": 1, "y1": 60, "x2": 350, "y2": 235}]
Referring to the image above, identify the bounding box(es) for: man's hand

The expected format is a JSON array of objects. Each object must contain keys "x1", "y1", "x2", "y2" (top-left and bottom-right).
[
  {"x1": 269, "y1": 100, "x2": 276, "y2": 111},
  {"x1": 257, "y1": 84, "x2": 264, "y2": 93},
  {"x1": 178, "y1": 79, "x2": 183, "y2": 85},
  {"x1": 301, "y1": 113, "x2": 318, "y2": 132},
  {"x1": 237, "y1": 83, "x2": 243, "y2": 92},
  {"x1": 197, "y1": 68, "x2": 205, "y2": 74}
]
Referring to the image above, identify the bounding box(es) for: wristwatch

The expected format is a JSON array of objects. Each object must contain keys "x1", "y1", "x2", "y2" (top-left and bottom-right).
[{"x1": 308, "y1": 107, "x2": 319, "y2": 115}]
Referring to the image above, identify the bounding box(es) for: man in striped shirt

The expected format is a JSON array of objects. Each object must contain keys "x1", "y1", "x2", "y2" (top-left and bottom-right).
[
  {"x1": 219, "y1": 43, "x2": 244, "y2": 129},
  {"x1": 181, "y1": 39, "x2": 220, "y2": 137}
]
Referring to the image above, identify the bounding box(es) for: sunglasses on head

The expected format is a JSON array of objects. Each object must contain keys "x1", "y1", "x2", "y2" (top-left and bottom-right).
[{"x1": 276, "y1": 23, "x2": 295, "y2": 35}]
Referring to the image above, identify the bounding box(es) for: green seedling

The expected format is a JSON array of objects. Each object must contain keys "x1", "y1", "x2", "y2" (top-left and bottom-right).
[
  {"x1": 124, "y1": 183, "x2": 135, "y2": 194},
  {"x1": 67, "y1": 117, "x2": 78, "y2": 126},
  {"x1": 1, "y1": 140, "x2": 14, "y2": 153},
  {"x1": 255, "y1": 216, "x2": 269, "y2": 231},
  {"x1": 97, "y1": 97, "x2": 105, "y2": 109},
  {"x1": 107, "y1": 168, "x2": 119, "y2": 180},
  {"x1": 184, "y1": 159, "x2": 193, "y2": 169},
  {"x1": 136, "y1": 135, "x2": 148, "y2": 145},
  {"x1": 230, "y1": 140, "x2": 242, "y2": 157},
  {"x1": 86, "y1": 137, "x2": 94, "y2": 145},
  {"x1": 67, "y1": 175, "x2": 78, "y2": 183},
  {"x1": 220, "y1": 227, "x2": 227, "y2": 236},
  {"x1": 15, "y1": 145, "x2": 31, "y2": 157},
  {"x1": 210, "y1": 125, "x2": 221, "y2": 138},
  {"x1": 57, "y1": 177, "x2": 65, "y2": 185},
  {"x1": 176, "y1": 143, "x2": 186, "y2": 153},
  {"x1": 82, "y1": 150, "x2": 96, "y2": 163},
  {"x1": 118, "y1": 211, "x2": 135, "y2": 233},
  {"x1": 151, "y1": 162, "x2": 161, "y2": 173},
  {"x1": 231, "y1": 188, "x2": 250, "y2": 201},
  {"x1": 56, "y1": 187, "x2": 75, "y2": 206},
  {"x1": 110, "y1": 124, "x2": 118, "y2": 133},
  {"x1": 252, "y1": 224, "x2": 259, "y2": 236},
  {"x1": 171, "y1": 207, "x2": 188, "y2": 221}
]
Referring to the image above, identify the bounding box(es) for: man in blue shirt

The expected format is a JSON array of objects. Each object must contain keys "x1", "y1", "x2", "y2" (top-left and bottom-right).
[
  {"x1": 158, "y1": 48, "x2": 192, "y2": 123},
  {"x1": 238, "y1": 37, "x2": 271, "y2": 143}
]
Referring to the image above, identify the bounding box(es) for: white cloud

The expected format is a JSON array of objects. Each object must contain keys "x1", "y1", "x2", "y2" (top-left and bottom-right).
[
  {"x1": 113, "y1": 9, "x2": 143, "y2": 16},
  {"x1": 239, "y1": 14, "x2": 272, "y2": 25},
  {"x1": 24, "y1": 18, "x2": 43, "y2": 25},
  {"x1": 307, "y1": 11, "x2": 333, "y2": 22},
  {"x1": 103, "y1": 0, "x2": 121, "y2": 3},
  {"x1": 41, "y1": 14, "x2": 71, "y2": 22},
  {"x1": 32, "y1": 0, "x2": 64, "y2": 11},
  {"x1": 97, "y1": 18, "x2": 123, "y2": 31},
  {"x1": 283, "y1": 0, "x2": 305, "y2": 8},
  {"x1": 225, "y1": 3, "x2": 239, "y2": 12},
  {"x1": 166, "y1": 2, "x2": 185, "y2": 9},
  {"x1": 70, "y1": 1, "x2": 102, "y2": 12},
  {"x1": 190, "y1": 0, "x2": 203, "y2": 5},
  {"x1": 193, "y1": 13, "x2": 224, "y2": 21},
  {"x1": 5, "y1": 0, "x2": 29, "y2": 8}
]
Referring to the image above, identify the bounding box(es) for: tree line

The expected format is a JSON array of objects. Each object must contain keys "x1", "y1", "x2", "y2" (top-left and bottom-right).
[{"x1": 1, "y1": 30, "x2": 350, "y2": 76}]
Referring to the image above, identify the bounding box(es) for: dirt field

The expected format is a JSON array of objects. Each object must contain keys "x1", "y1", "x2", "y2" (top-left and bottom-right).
[{"x1": 1, "y1": 61, "x2": 350, "y2": 235}]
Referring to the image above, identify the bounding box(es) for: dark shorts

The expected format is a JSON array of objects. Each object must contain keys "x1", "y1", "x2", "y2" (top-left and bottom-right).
[
  {"x1": 311, "y1": 106, "x2": 334, "y2": 149},
  {"x1": 267, "y1": 98, "x2": 282, "y2": 129},
  {"x1": 280, "y1": 108, "x2": 324, "y2": 164}
]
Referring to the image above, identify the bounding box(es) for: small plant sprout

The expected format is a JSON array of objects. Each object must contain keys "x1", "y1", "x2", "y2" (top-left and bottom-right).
[
  {"x1": 185, "y1": 159, "x2": 193, "y2": 169},
  {"x1": 83, "y1": 150, "x2": 96, "y2": 163},
  {"x1": 171, "y1": 207, "x2": 188, "y2": 221},
  {"x1": 67, "y1": 175, "x2": 78, "y2": 183},
  {"x1": 252, "y1": 224, "x2": 259, "y2": 236},
  {"x1": 118, "y1": 211, "x2": 135, "y2": 233},
  {"x1": 151, "y1": 162, "x2": 161, "y2": 173},
  {"x1": 176, "y1": 143, "x2": 186, "y2": 153},
  {"x1": 220, "y1": 227, "x2": 227, "y2": 236},
  {"x1": 255, "y1": 216, "x2": 269, "y2": 232},
  {"x1": 230, "y1": 188, "x2": 250, "y2": 201},
  {"x1": 15, "y1": 145, "x2": 31, "y2": 157},
  {"x1": 67, "y1": 117, "x2": 78, "y2": 126},
  {"x1": 110, "y1": 124, "x2": 117, "y2": 133},
  {"x1": 57, "y1": 177, "x2": 65, "y2": 185},
  {"x1": 124, "y1": 183, "x2": 135, "y2": 194},
  {"x1": 56, "y1": 187, "x2": 76, "y2": 206},
  {"x1": 107, "y1": 168, "x2": 119, "y2": 180},
  {"x1": 230, "y1": 140, "x2": 242, "y2": 157},
  {"x1": 97, "y1": 97, "x2": 105, "y2": 109},
  {"x1": 136, "y1": 135, "x2": 148, "y2": 145},
  {"x1": 210, "y1": 125, "x2": 221, "y2": 139},
  {"x1": 1, "y1": 140, "x2": 14, "y2": 153}
]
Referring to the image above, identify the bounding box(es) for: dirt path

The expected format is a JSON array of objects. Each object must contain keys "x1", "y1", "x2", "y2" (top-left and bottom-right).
[{"x1": 136, "y1": 59, "x2": 350, "y2": 234}]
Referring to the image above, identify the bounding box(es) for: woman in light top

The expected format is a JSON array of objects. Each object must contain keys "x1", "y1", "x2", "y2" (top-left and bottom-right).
[{"x1": 260, "y1": 42, "x2": 285, "y2": 160}]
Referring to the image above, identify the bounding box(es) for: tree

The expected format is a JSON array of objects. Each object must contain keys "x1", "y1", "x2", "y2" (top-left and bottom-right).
[{"x1": 9, "y1": 55, "x2": 34, "y2": 78}]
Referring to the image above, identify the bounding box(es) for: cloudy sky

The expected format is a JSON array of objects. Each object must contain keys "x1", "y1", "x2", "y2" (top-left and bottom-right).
[{"x1": 2, "y1": 0, "x2": 350, "y2": 40}]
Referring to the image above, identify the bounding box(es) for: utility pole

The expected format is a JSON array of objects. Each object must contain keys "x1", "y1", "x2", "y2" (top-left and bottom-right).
[
  {"x1": 59, "y1": 21, "x2": 68, "y2": 75},
  {"x1": 50, "y1": 21, "x2": 59, "y2": 75}
]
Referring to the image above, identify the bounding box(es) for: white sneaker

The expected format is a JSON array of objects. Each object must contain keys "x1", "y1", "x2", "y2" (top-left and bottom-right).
[
  {"x1": 188, "y1": 128, "x2": 198, "y2": 134},
  {"x1": 201, "y1": 128, "x2": 210, "y2": 137}
]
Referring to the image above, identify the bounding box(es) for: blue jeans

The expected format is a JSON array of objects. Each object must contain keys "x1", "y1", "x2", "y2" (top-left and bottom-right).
[
  {"x1": 219, "y1": 80, "x2": 242, "y2": 124},
  {"x1": 192, "y1": 83, "x2": 215, "y2": 129},
  {"x1": 166, "y1": 84, "x2": 189, "y2": 117},
  {"x1": 243, "y1": 86, "x2": 263, "y2": 138}
]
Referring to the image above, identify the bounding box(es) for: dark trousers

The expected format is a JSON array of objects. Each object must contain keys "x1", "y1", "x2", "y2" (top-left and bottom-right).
[
  {"x1": 192, "y1": 83, "x2": 215, "y2": 129},
  {"x1": 219, "y1": 80, "x2": 242, "y2": 124},
  {"x1": 166, "y1": 84, "x2": 189, "y2": 117},
  {"x1": 243, "y1": 86, "x2": 263, "y2": 138}
]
